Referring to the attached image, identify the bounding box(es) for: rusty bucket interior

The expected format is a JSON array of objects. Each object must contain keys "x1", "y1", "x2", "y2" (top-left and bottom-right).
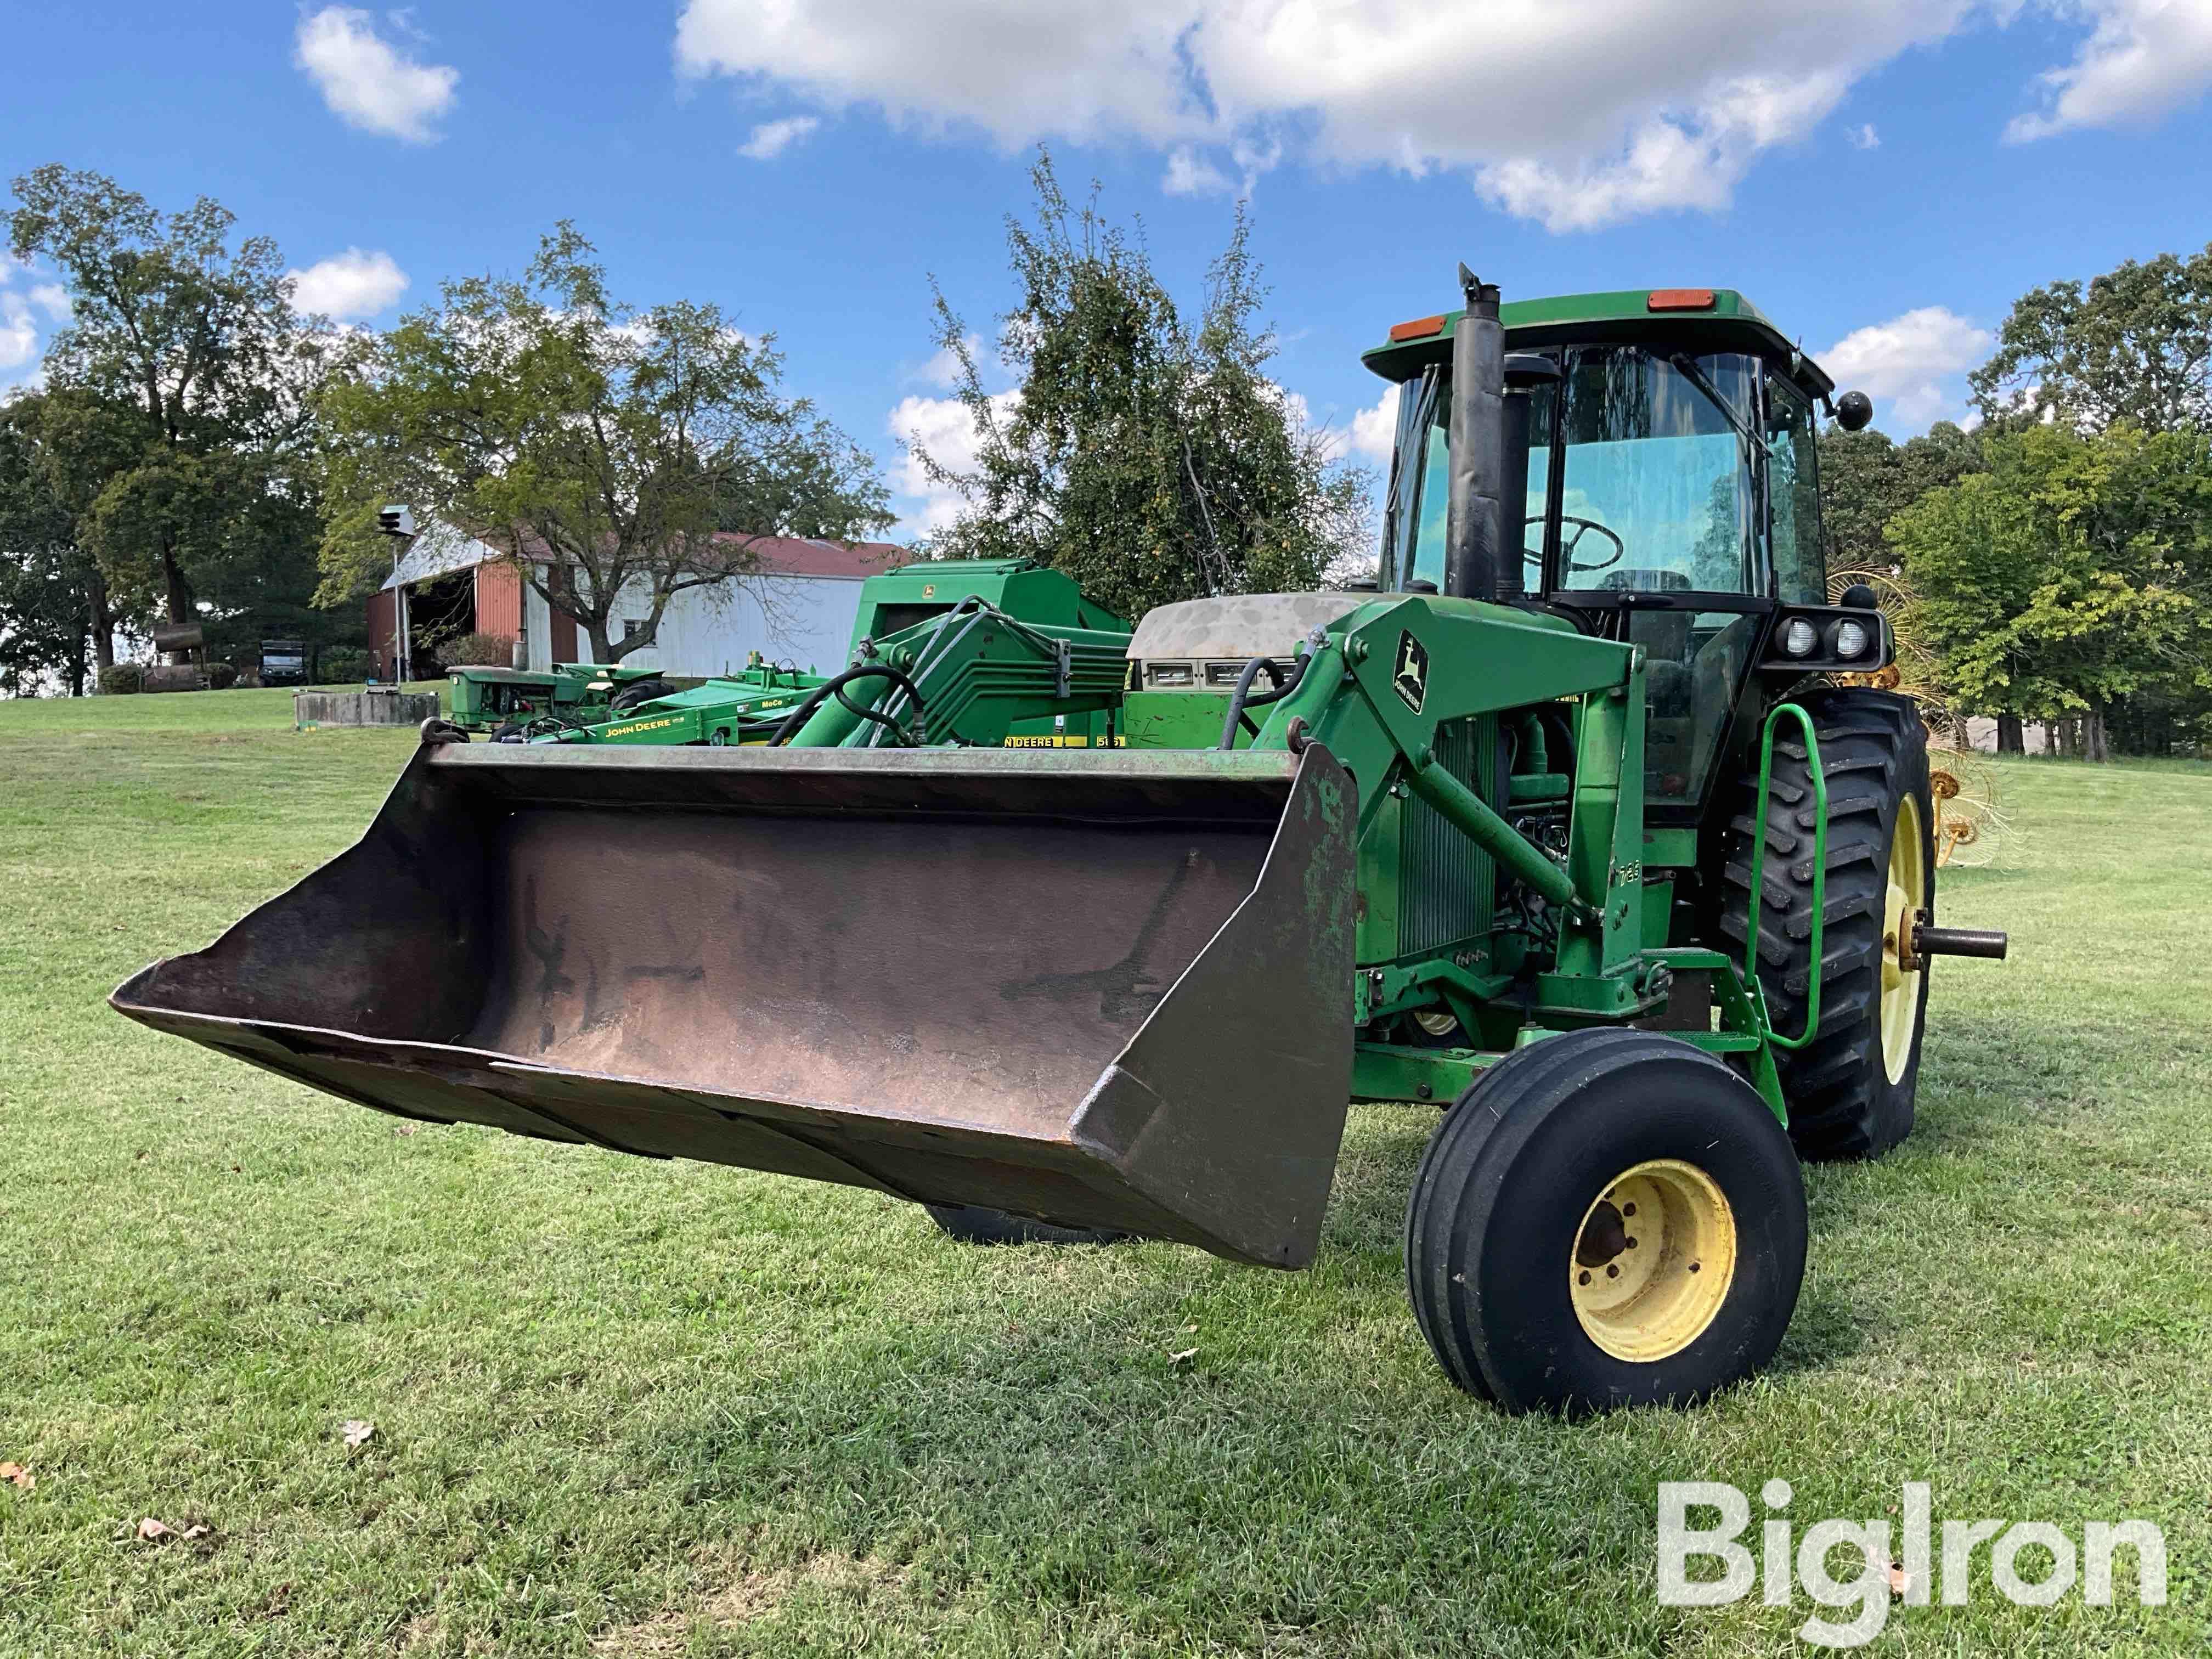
[{"x1": 112, "y1": 744, "x2": 1358, "y2": 1267}]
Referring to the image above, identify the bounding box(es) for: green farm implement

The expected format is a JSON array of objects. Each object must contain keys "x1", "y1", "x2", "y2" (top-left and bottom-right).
[
  {"x1": 116, "y1": 274, "x2": 2006, "y2": 1413},
  {"x1": 524, "y1": 557, "x2": 1131, "y2": 751},
  {"x1": 445, "y1": 661, "x2": 670, "y2": 737}
]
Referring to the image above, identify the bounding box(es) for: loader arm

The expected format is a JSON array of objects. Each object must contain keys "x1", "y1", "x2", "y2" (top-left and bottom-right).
[{"x1": 1248, "y1": 594, "x2": 1650, "y2": 987}]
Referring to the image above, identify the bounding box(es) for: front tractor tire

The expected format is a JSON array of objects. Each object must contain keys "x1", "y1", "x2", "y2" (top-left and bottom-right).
[
  {"x1": 1403, "y1": 1030, "x2": 1807, "y2": 1413},
  {"x1": 1721, "y1": 688, "x2": 1934, "y2": 1161}
]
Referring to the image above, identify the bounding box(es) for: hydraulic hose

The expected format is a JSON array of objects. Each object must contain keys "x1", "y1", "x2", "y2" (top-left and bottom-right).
[
  {"x1": 1216, "y1": 654, "x2": 1308, "y2": 749},
  {"x1": 766, "y1": 664, "x2": 929, "y2": 747}
]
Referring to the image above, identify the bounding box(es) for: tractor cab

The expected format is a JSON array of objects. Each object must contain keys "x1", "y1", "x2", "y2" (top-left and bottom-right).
[{"x1": 1363, "y1": 287, "x2": 1883, "y2": 824}]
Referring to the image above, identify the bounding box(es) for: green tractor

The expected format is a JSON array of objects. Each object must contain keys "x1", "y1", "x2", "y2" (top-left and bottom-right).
[{"x1": 114, "y1": 273, "x2": 2005, "y2": 1413}]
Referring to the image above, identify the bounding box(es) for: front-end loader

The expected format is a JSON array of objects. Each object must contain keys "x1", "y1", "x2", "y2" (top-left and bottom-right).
[{"x1": 114, "y1": 272, "x2": 2005, "y2": 1413}]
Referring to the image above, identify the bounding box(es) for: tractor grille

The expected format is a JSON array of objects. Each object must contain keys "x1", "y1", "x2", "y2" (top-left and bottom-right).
[{"x1": 1398, "y1": 716, "x2": 1496, "y2": 957}]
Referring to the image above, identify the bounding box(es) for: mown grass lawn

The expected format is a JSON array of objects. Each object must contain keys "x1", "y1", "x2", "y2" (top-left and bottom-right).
[{"x1": 2, "y1": 688, "x2": 2208, "y2": 1657}]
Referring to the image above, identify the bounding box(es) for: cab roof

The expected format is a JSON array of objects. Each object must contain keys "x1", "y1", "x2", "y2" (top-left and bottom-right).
[{"x1": 1361, "y1": 287, "x2": 1835, "y2": 401}]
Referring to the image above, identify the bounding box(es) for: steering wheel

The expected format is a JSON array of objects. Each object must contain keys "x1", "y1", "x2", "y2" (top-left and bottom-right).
[{"x1": 1522, "y1": 514, "x2": 1627, "y2": 574}]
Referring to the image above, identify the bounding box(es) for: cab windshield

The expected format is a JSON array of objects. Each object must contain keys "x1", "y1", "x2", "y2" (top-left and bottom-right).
[
  {"x1": 1383, "y1": 346, "x2": 1775, "y2": 599},
  {"x1": 1545, "y1": 347, "x2": 1759, "y2": 595}
]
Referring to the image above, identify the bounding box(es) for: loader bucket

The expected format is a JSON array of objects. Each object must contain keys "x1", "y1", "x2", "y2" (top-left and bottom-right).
[{"x1": 111, "y1": 743, "x2": 1359, "y2": 1268}]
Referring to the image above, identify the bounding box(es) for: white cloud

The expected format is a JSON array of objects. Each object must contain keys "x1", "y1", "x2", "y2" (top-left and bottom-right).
[
  {"x1": 1163, "y1": 146, "x2": 1233, "y2": 196},
  {"x1": 888, "y1": 389, "x2": 1018, "y2": 537},
  {"x1": 674, "y1": 0, "x2": 1993, "y2": 229},
  {"x1": 287, "y1": 249, "x2": 410, "y2": 319},
  {"x1": 295, "y1": 7, "x2": 459, "y2": 143},
  {"x1": 1169, "y1": 134, "x2": 1285, "y2": 198},
  {"x1": 0, "y1": 291, "x2": 38, "y2": 373},
  {"x1": 1846, "y1": 121, "x2": 1881, "y2": 148},
  {"x1": 2005, "y1": 0, "x2": 2212, "y2": 140},
  {"x1": 1819, "y1": 306, "x2": 1992, "y2": 428},
  {"x1": 740, "y1": 115, "x2": 822, "y2": 159},
  {"x1": 0, "y1": 261, "x2": 63, "y2": 385},
  {"x1": 672, "y1": 1, "x2": 2211, "y2": 228},
  {"x1": 914, "y1": 331, "x2": 983, "y2": 388},
  {"x1": 1347, "y1": 386, "x2": 1398, "y2": 466}
]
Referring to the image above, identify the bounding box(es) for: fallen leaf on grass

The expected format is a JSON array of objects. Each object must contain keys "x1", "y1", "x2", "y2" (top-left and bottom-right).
[
  {"x1": 182, "y1": 1523, "x2": 212, "y2": 1542},
  {"x1": 136, "y1": 1518, "x2": 173, "y2": 1542},
  {"x1": 1887, "y1": 1564, "x2": 1911, "y2": 1596},
  {"x1": 0, "y1": 1462, "x2": 33, "y2": 1491},
  {"x1": 341, "y1": 1419, "x2": 377, "y2": 1450},
  {"x1": 1167, "y1": 1347, "x2": 1198, "y2": 1366},
  {"x1": 392, "y1": 1123, "x2": 419, "y2": 1137}
]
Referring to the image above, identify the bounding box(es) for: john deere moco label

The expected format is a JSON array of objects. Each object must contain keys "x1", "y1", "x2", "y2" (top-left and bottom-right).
[{"x1": 1393, "y1": 631, "x2": 1429, "y2": 713}]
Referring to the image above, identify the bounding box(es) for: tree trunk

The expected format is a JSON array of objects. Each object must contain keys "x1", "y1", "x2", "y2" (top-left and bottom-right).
[
  {"x1": 2085, "y1": 703, "x2": 2110, "y2": 764},
  {"x1": 162, "y1": 545, "x2": 194, "y2": 663},
  {"x1": 90, "y1": 575, "x2": 115, "y2": 674},
  {"x1": 2042, "y1": 720, "x2": 2056, "y2": 756},
  {"x1": 585, "y1": 617, "x2": 617, "y2": 663},
  {"x1": 1995, "y1": 713, "x2": 2025, "y2": 755}
]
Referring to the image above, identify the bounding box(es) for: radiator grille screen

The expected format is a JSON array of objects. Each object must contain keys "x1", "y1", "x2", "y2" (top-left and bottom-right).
[{"x1": 1398, "y1": 716, "x2": 1496, "y2": 957}]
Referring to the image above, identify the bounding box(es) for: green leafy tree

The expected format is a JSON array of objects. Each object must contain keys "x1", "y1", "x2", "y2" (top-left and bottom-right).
[
  {"x1": 0, "y1": 400, "x2": 108, "y2": 695},
  {"x1": 7, "y1": 166, "x2": 331, "y2": 659},
  {"x1": 0, "y1": 393, "x2": 134, "y2": 690},
  {"x1": 1816, "y1": 421, "x2": 1984, "y2": 578},
  {"x1": 1970, "y1": 244, "x2": 2212, "y2": 432},
  {"x1": 317, "y1": 224, "x2": 891, "y2": 665},
  {"x1": 912, "y1": 153, "x2": 1373, "y2": 624},
  {"x1": 1891, "y1": 424, "x2": 2210, "y2": 760}
]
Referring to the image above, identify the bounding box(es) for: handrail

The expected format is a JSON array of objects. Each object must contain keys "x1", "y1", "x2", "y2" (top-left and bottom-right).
[{"x1": 1745, "y1": 702, "x2": 1827, "y2": 1051}]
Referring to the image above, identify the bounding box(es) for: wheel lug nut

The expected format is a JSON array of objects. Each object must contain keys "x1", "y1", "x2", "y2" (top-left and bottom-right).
[
  {"x1": 1688, "y1": 1262, "x2": 1701, "y2": 1273},
  {"x1": 1578, "y1": 1271, "x2": 1590, "y2": 1286},
  {"x1": 1626, "y1": 1237, "x2": 1638, "y2": 1249},
  {"x1": 1622, "y1": 1203, "x2": 1636, "y2": 1217},
  {"x1": 1606, "y1": 1264, "x2": 1619, "y2": 1278}
]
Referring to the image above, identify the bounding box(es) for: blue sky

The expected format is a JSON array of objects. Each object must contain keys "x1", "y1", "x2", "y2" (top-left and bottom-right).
[{"x1": 4, "y1": 2, "x2": 2209, "y2": 539}]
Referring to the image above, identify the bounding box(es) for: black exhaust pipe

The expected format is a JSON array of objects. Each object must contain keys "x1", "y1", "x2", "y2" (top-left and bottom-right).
[{"x1": 1444, "y1": 266, "x2": 1504, "y2": 604}]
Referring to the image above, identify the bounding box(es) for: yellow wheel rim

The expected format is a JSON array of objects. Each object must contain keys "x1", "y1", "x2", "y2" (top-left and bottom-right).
[
  {"x1": 1880, "y1": 794, "x2": 1928, "y2": 1084},
  {"x1": 1568, "y1": 1160, "x2": 1736, "y2": 1362},
  {"x1": 1412, "y1": 1010, "x2": 1458, "y2": 1039}
]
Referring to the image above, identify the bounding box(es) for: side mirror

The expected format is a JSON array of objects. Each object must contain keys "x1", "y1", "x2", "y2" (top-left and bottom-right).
[
  {"x1": 1833, "y1": 390, "x2": 1874, "y2": 432},
  {"x1": 1839, "y1": 582, "x2": 1880, "y2": 611}
]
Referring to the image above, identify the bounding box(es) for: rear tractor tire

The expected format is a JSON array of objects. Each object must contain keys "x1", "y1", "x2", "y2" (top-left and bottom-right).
[
  {"x1": 1720, "y1": 687, "x2": 1934, "y2": 1161},
  {"x1": 926, "y1": 1204, "x2": 1130, "y2": 1248},
  {"x1": 1403, "y1": 1029, "x2": 1807, "y2": 1413}
]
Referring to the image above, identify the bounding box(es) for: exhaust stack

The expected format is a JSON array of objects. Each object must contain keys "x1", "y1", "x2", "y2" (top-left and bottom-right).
[{"x1": 1444, "y1": 267, "x2": 1505, "y2": 603}]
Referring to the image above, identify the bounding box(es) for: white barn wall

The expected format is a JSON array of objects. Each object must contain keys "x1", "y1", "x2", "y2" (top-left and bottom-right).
[{"x1": 521, "y1": 569, "x2": 866, "y2": 674}]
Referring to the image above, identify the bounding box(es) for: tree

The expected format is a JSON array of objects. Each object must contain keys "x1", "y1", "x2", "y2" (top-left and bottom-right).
[
  {"x1": 1890, "y1": 424, "x2": 2211, "y2": 760},
  {"x1": 0, "y1": 400, "x2": 106, "y2": 695},
  {"x1": 1970, "y1": 244, "x2": 2212, "y2": 433},
  {"x1": 0, "y1": 393, "x2": 129, "y2": 690},
  {"x1": 7, "y1": 166, "x2": 331, "y2": 661},
  {"x1": 911, "y1": 153, "x2": 1373, "y2": 624},
  {"x1": 316, "y1": 225, "x2": 891, "y2": 665},
  {"x1": 1817, "y1": 421, "x2": 1983, "y2": 579}
]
